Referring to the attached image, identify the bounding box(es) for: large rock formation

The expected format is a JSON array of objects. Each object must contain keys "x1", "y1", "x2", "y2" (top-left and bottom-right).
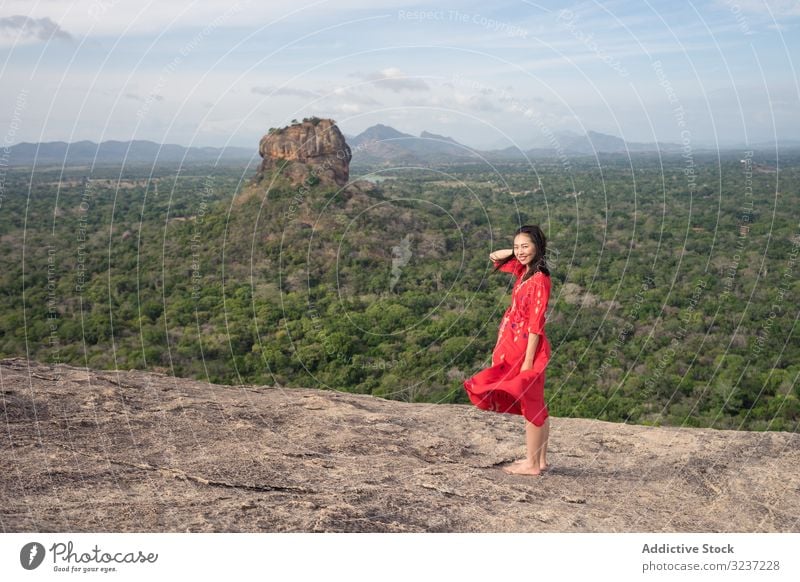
[
  {"x1": 2, "y1": 357, "x2": 799, "y2": 533},
  {"x1": 254, "y1": 117, "x2": 351, "y2": 188}
]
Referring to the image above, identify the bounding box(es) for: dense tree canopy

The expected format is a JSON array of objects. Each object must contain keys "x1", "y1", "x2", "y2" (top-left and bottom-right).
[{"x1": 1, "y1": 151, "x2": 797, "y2": 431}]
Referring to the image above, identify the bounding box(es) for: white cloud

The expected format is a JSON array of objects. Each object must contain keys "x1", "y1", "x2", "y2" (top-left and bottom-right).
[
  {"x1": 251, "y1": 85, "x2": 321, "y2": 98},
  {"x1": 0, "y1": 15, "x2": 73, "y2": 47},
  {"x1": 351, "y1": 67, "x2": 431, "y2": 92},
  {"x1": 328, "y1": 86, "x2": 382, "y2": 105},
  {"x1": 0, "y1": 0, "x2": 423, "y2": 37},
  {"x1": 331, "y1": 103, "x2": 362, "y2": 113}
]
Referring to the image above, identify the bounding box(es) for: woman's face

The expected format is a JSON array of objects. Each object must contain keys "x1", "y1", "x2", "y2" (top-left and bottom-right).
[{"x1": 514, "y1": 234, "x2": 535, "y2": 265}]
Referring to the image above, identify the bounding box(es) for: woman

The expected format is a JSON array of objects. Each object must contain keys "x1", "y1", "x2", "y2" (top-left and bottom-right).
[{"x1": 463, "y1": 225, "x2": 552, "y2": 476}]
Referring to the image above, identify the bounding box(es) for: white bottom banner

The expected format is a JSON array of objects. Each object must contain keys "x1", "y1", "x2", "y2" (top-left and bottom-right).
[{"x1": 2, "y1": 532, "x2": 798, "y2": 581}]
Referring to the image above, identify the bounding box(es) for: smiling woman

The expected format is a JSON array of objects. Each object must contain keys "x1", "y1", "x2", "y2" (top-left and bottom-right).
[{"x1": 463, "y1": 224, "x2": 553, "y2": 477}]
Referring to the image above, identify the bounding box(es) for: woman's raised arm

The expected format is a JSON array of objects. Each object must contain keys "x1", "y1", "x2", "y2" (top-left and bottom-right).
[
  {"x1": 491, "y1": 249, "x2": 523, "y2": 275},
  {"x1": 489, "y1": 249, "x2": 514, "y2": 262}
]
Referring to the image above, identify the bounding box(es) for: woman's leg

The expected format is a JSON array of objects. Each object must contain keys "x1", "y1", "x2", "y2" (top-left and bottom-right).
[
  {"x1": 539, "y1": 416, "x2": 550, "y2": 470},
  {"x1": 503, "y1": 418, "x2": 546, "y2": 475}
]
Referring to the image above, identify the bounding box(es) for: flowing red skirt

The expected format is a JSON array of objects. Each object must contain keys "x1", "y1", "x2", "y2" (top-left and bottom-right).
[{"x1": 463, "y1": 333, "x2": 550, "y2": 427}]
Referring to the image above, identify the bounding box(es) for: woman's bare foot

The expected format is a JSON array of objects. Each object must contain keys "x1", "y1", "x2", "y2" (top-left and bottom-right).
[
  {"x1": 506, "y1": 459, "x2": 549, "y2": 472},
  {"x1": 503, "y1": 461, "x2": 541, "y2": 476}
]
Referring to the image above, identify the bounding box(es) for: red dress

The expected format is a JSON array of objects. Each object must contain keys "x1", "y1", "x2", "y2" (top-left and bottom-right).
[{"x1": 463, "y1": 256, "x2": 551, "y2": 426}]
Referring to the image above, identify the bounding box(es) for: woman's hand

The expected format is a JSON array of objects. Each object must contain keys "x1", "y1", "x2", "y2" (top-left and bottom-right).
[
  {"x1": 520, "y1": 360, "x2": 533, "y2": 372},
  {"x1": 489, "y1": 249, "x2": 514, "y2": 262}
]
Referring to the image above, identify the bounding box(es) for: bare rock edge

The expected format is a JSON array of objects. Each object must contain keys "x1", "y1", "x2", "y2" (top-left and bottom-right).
[{"x1": 1, "y1": 358, "x2": 797, "y2": 532}]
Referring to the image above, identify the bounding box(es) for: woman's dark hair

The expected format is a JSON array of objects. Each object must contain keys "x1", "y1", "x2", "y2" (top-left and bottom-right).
[{"x1": 493, "y1": 224, "x2": 550, "y2": 282}]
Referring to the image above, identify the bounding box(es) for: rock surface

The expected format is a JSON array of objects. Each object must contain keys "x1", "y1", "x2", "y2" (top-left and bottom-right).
[
  {"x1": 1, "y1": 357, "x2": 798, "y2": 533},
  {"x1": 254, "y1": 117, "x2": 351, "y2": 187}
]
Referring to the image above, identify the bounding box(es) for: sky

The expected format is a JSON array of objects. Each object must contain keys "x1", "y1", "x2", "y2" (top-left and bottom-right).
[{"x1": 1, "y1": 0, "x2": 798, "y2": 150}]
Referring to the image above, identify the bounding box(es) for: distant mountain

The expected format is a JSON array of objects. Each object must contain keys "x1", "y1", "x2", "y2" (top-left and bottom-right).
[
  {"x1": 14, "y1": 124, "x2": 759, "y2": 168},
  {"x1": 349, "y1": 123, "x2": 413, "y2": 144},
  {"x1": 6, "y1": 140, "x2": 254, "y2": 166},
  {"x1": 348, "y1": 124, "x2": 419, "y2": 164},
  {"x1": 729, "y1": 139, "x2": 800, "y2": 150},
  {"x1": 349, "y1": 124, "x2": 481, "y2": 164},
  {"x1": 419, "y1": 130, "x2": 459, "y2": 144},
  {"x1": 346, "y1": 124, "x2": 686, "y2": 165},
  {"x1": 554, "y1": 130, "x2": 684, "y2": 155}
]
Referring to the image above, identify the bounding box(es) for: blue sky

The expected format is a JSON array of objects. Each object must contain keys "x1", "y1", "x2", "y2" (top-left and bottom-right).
[{"x1": 1, "y1": 0, "x2": 798, "y2": 149}]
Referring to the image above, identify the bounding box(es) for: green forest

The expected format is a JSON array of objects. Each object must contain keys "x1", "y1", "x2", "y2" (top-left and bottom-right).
[{"x1": 1, "y1": 150, "x2": 798, "y2": 431}]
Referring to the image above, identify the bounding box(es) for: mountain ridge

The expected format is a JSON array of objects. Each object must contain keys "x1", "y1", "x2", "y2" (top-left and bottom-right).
[
  {"x1": 8, "y1": 126, "x2": 799, "y2": 167},
  {"x1": 0, "y1": 127, "x2": 693, "y2": 168},
  {"x1": 5, "y1": 139, "x2": 254, "y2": 166}
]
